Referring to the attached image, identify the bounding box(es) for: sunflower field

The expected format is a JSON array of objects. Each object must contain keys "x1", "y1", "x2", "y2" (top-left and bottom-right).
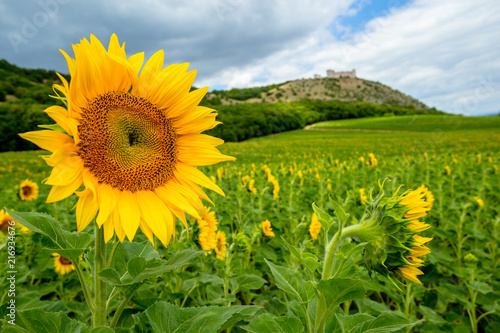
[{"x1": 0, "y1": 35, "x2": 499, "y2": 333}]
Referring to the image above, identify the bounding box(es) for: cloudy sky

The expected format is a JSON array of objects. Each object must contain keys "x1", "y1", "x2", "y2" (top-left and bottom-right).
[{"x1": 1, "y1": 0, "x2": 499, "y2": 115}]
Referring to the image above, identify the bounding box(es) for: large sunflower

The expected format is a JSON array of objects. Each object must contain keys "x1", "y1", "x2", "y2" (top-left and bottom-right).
[{"x1": 20, "y1": 34, "x2": 234, "y2": 246}]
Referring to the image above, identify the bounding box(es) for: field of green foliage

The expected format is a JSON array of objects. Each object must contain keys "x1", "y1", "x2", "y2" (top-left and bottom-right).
[{"x1": 1, "y1": 115, "x2": 499, "y2": 332}]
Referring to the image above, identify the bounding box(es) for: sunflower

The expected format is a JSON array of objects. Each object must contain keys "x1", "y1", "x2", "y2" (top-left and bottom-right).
[
  {"x1": 20, "y1": 34, "x2": 234, "y2": 246},
  {"x1": 214, "y1": 230, "x2": 227, "y2": 260},
  {"x1": 261, "y1": 220, "x2": 275, "y2": 237},
  {"x1": 0, "y1": 209, "x2": 14, "y2": 235},
  {"x1": 19, "y1": 179, "x2": 39, "y2": 201},
  {"x1": 53, "y1": 253, "x2": 75, "y2": 275},
  {"x1": 346, "y1": 185, "x2": 433, "y2": 286},
  {"x1": 196, "y1": 206, "x2": 218, "y2": 253},
  {"x1": 309, "y1": 212, "x2": 321, "y2": 241}
]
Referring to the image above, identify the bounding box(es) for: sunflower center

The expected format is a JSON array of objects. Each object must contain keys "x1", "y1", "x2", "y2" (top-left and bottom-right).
[
  {"x1": 22, "y1": 186, "x2": 32, "y2": 196},
  {"x1": 78, "y1": 91, "x2": 177, "y2": 192},
  {"x1": 59, "y1": 256, "x2": 72, "y2": 265}
]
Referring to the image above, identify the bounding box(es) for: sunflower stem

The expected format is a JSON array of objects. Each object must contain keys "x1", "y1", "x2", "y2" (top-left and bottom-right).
[
  {"x1": 93, "y1": 225, "x2": 107, "y2": 328},
  {"x1": 109, "y1": 283, "x2": 142, "y2": 329},
  {"x1": 74, "y1": 262, "x2": 95, "y2": 314}
]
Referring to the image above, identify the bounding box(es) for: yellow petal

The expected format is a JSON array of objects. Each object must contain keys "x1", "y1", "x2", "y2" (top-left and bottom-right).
[
  {"x1": 76, "y1": 188, "x2": 98, "y2": 232},
  {"x1": 46, "y1": 176, "x2": 82, "y2": 203},
  {"x1": 174, "y1": 163, "x2": 224, "y2": 196},
  {"x1": 95, "y1": 183, "x2": 117, "y2": 227},
  {"x1": 155, "y1": 186, "x2": 201, "y2": 219},
  {"x1": 44, "y1": 106, "x2": 78, "y2": 138},
  {"x1": 136, "y1": 191, "x2": 170, "y2": 246},
  {"x1": 20, "y1": 130, "x2": 73, "y2": 153},
  {"x1": 118, "y1": 190, "x2": 141, "y2": 241}
]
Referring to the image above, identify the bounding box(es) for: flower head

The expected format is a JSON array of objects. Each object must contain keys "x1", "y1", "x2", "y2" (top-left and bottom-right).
[
  {"x1": 19, "y1": 180, "x2": 39, "y2": 201},
  {"x1": 359, "y1": 188, "x2": 368, "y2": 205},
  {"x1": 0, "y1": 209, "x2": 14, "y2": 235},
  {"x1": 474, "y1": 196, "x2": 484, "y2": 208},
  {"x1": 196, "y1": 207, "x2": 218, "y2": 254},
  {"x1": 261, "y1": 220, "x2": 275, "y2": 237},
  {"x1": 215, "y1": 230, "x2": 227, "y2": 260},
  {"x1": 20, "y1": 34, "x2": 234, "y2": 247},
  {"x1": 53, "y1": 253, "x2": 75, "y2": 275},
  {"x1": 351, "y1": 184, "x2": 433, "y2": 286},
  {"x1": 309, "y1": 212, "x2": 321, "y2": 241}
]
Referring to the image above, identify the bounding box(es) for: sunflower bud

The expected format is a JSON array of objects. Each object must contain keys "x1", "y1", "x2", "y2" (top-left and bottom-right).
[{"x1": 343, "y1": 183, "x2": 433, "y2": 286}]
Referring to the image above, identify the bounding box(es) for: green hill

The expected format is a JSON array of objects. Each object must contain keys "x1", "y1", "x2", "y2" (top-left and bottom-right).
[
  {"x1": 206, "y1": 77, "x2": 429, "y2": 110},
  {"x1": 0, "y1": 60, "x2": 444, "y2": 151},
  {"x1": 312, "y1": 115, "x2": 500, "y2": 132}
]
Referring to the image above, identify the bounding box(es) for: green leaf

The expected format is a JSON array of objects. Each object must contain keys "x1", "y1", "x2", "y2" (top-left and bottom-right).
[
  {"x1": 230, "y1": 274, "x2": 267, "y2": 293},
  {"x1": 102, "y1": 249, "x2": 205, "y2": 287},
  {"x1": 315, "y1": 278, "x2": 366, "y2": 332},
  {"x1": 6, "y1": 210, "x2": 93, "y2": 261},
  {"x1": 418, "y1": 305, "x2": 447, "y2": 325},
  {"x1": 98, "y1": 268, "x2": 123, "y2": 285},
  {"x1": 317, "y1": 278, "x2": 366, "y2": 309},
  {"x1": 128, "y1": 257, "x2": 147, "y2": 278},
  {"x1": 312, "y1": 203, "x2": 336, "y2": 230},
  {"x1": 265, "y1": 259, "x2": 314, "y2": 304},
  {"x1": 328, "y1": 196, "x2": 350, "y2": 225},
  {"x1": 470, "y1": 281, "x2": 493, "y2": 295},
  {"x1": 243, "y1": 314, "x2": 304, "y2": 333},
  {"x1": 2, "y1": 309, "x2": 89, "y2": 333},
  {"x1": 135, "y1": 301, "x2": 260, "y2": 333},
  {"x1": 352, "y1": 312, "x2": 410, "y2": 332},
  {"x1": 281, "y1": 237, "x2": 321, "y2": 274}
]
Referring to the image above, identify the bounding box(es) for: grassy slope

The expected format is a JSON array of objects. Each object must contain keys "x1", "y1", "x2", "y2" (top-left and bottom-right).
[{"x1": 313, "y1": 115, "x2": 500, "y2": 132}]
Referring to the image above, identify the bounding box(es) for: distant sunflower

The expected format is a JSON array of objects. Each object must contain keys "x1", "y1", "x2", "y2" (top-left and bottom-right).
[
  {"x1": 261, "y1": 220, "x2": 275, "y2": 238},
  {"x1": 0, "y1": 209, "x2": 14, "y2": 235},
  {"x1": 20, "y1": 34, "x2": 234, "y2": 246},
  {"x1": 309, "y1": 212, "x2": 321, "y2": 241},
  {"x1": 215, "y1": 230, "x2": 227, "y2": 260},
  {"x1": 53, "y1": 253, "x2": 75, "y2": 275},
  {"x1": 19, "y1": 180, "x2": 39, "y2": 201},
  {"x1": 196, "y1": 206, "x2": 218, "y2": 253}
]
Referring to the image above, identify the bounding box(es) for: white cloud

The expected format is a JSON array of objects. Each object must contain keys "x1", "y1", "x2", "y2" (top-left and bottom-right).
[
  {"x1": 1, "y1": 0, "x2": 498, "y2": 115},
  {"x1": 199, "y1": 0, "x2": 500, "y2": 115}
]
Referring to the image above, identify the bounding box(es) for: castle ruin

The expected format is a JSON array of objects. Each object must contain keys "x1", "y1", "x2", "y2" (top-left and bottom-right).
[
  {"x1": 326, "y1": 69, "x2": 356, "y2": 78},
  {"x1": 315, "y1": 69, "x2": 356, "y2": 79}
]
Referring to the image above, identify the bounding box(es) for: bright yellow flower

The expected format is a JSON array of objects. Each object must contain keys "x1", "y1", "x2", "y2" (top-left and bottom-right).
[
  {"x1": 20, "y1": 34, "x2": 234, "y2": 247},
  {"x1": 197, "y1": 206, "x2": 218, "y2": 254},
  {"x1": 53, "y1": 253, "x2": 75, "y2": 275},
  {"x1": 309, "y1": 213, "x2": 321, "y2": 241},
  {"x1": 0, "y1": 209, "x2": 15, "y2": 235},
  {"x1": 19, "y1": 179, "x2": 39, "y2": 201},
  {"x1": 261, "y1": 220, "x2": 275, "y2": 237},
  {"x1": 477, "y1": 154, "x2": 482, "y2": 164},
  {"x1": 248, "y1": 179, "x2": 257, "y2": 194},
  {"x1": 474, "y1": 196, "x2": 484, "y2": 207},
  {"x1": 242, "y1": 175, "x2": 250, "y2": 185},
  {"x1": 359, "y1": 188, "x2": 367, "y2": 205},
  {"x1": 368, "y1": 153, "x2": 378, "y2": 167},
  {"x1": 215, "y1": 230, "x2": 227, "y2": 260},
  {"x1": 445, "y1": 166, "x2": 451, "y2": 175}
]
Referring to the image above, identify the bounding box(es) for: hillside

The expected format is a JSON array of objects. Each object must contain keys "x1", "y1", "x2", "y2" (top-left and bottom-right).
[
  {"x1": 0, "y1": 60, "x2": 443, "y2": 151},
  {"x1": 312, "y1": 115, "x2": 500, "y2": 132},
  {"x1": 206, "y1": 77, "x2": 429, "y2": 110}
]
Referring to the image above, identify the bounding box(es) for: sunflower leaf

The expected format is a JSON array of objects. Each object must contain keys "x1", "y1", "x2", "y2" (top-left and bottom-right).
[
  {"x1": 243, "y1": 314, "x2": 304, "y2": 333},
  {"x1": 6, "y1": 210, "x2": 93, "y2": 261},
  {"x1": 134, "y1": 301, "x2": 260, "y2": 333},
  {"x1": 1, "y1": 308, "x2": 90, "y2": 333},
  {"x1": 265, "y1": 259, "x2": 315, "y2": 304}
]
